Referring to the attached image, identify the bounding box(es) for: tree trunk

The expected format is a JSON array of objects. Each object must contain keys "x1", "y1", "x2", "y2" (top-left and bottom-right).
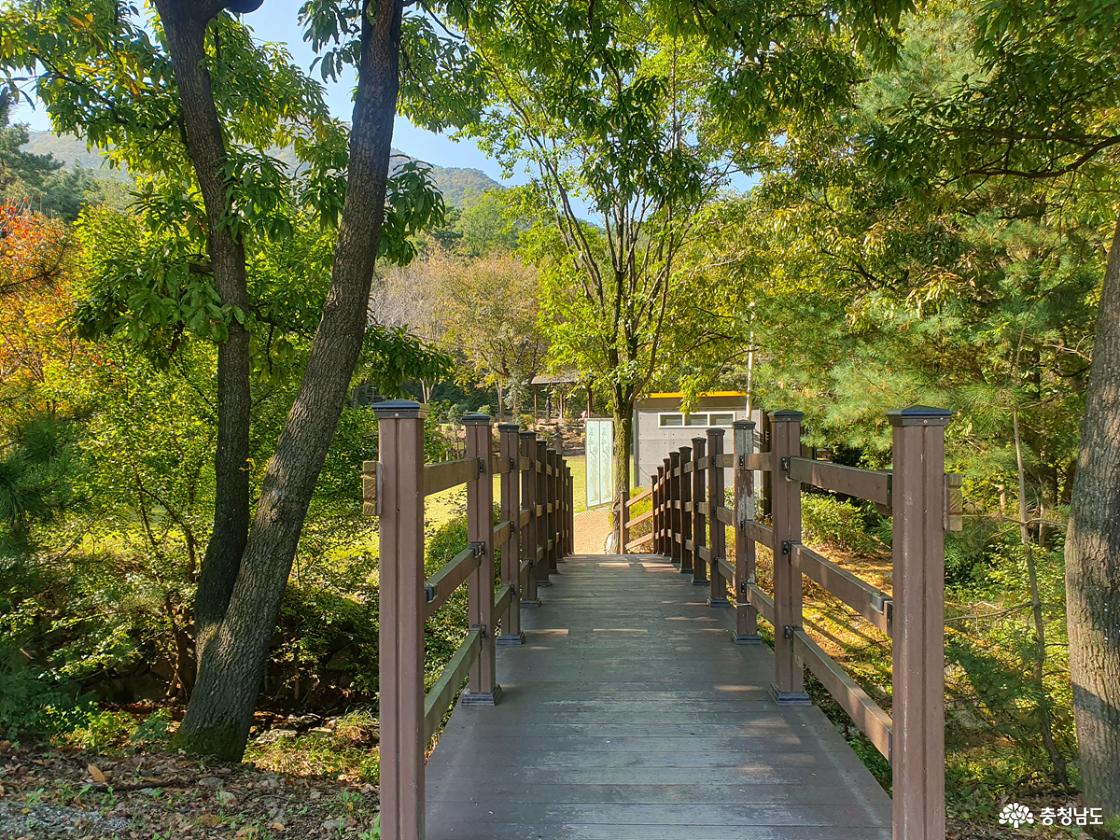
[
  {"x1": 173, "y1": 0, "x2": 405, "y2": 760},
  {"x1": 1065, "y1": 212, "x2": 1120, "y2": 817},
  {"x1": 154, "y1": 0, "x2": 251, "y2": 659},
  {"x1": 612, "y1": 399, "x2": 633, "y2": 523},
  {"x1": 1013, "y1": 408, "x2": 1069, "y2": 786}
]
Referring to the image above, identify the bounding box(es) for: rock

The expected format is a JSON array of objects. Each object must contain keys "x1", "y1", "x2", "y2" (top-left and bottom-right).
[
  {"x1": 215, "y1": 789, "x2": 237, "y2": 807},
  {"x1": 254, "y1": 729, "x2": 297, "y2": 745},
  {"x1": 285, "y1": 713, "x2": 321, "y2": 730}
]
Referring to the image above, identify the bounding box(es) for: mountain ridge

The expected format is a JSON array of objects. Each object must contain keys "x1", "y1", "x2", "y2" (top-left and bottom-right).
[{"x1": 21, "y1": 130, "x2": 501, "y2": 206}]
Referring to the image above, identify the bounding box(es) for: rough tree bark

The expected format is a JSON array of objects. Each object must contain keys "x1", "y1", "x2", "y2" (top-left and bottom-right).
[
  {"x1": 171, "y1": 0, "x2": 405, "y2": 759},
  {"x1": 1065, "y1": 212, "x2": 1120, "y2": 816},
  {"x1": 154, "y1": 0, "x2": 251, "y2": 657},
  {"x1": 612, "y1": 388, "x2": 634, "y2": 510}
]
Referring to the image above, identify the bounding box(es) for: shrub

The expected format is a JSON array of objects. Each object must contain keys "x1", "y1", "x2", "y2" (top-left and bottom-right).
[
  {"x1": 0, "y1": 640, "x2": 69, "y2": 737},
  {"x1": 801, "y1": 494, "x2": 884, "y2": 555}
]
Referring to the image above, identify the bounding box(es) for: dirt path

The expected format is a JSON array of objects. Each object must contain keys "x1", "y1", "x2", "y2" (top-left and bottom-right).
[{"x1": 573, "y1": 507, "x2": 611, "y2": 555}]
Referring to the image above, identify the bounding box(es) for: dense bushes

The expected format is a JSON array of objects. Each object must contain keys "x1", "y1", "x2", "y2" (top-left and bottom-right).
[{"x1": 800, "y1": 494, "x2": 887, "y2": 555}]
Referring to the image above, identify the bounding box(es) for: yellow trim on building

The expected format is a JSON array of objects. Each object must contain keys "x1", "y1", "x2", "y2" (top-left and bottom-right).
[{"x1": 645, "y1": 391, "x2": 747, "y2": 399}]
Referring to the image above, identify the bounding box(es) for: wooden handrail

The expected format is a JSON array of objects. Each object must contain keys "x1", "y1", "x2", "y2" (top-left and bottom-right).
[
  {"x1": 795, "y1": 543, "x2": 892, "y2": 636},
  {"x1": 717, "y1": 556, "x2": 735, "y2": 582},
  {"x1": 626, "y1": 487, "x2": 651, "y2": 507},
  {"x1": 624, "y1": 534, "x2": 653, "y2": 552},
  {"x1": 424, "y1": 546, "x2": 481, "y2": 620},
  {"x1": 650, "y1": 404, "x2": 950, "y2": 839},
  {"x1": 374, "y1": 404, "x2": 574, "y2": 840},
  {"x1": 423, "y1": 629, "x2": 481, "y2": 740},
  {"x1": 627, "y1": 509, "x2": 653, "y2": 527},
  {"x1": 787, "y1": 456, "x2": 891, "y2": 506},
  {"x1": 744, "y1": 520, "x2": 773, "y2": 546},
  {"x1": 493, "y1": 584, "x2": 515, "y2": 625},
  {"x1": 423, "y1": 458, "x2": 476, "y2": 497},
  {"x1": 745, "y1": 582, "x2": 776, "y2": 626},
  {"x1": 793, "y1": 629, "x2": 892, "y2": 760}
]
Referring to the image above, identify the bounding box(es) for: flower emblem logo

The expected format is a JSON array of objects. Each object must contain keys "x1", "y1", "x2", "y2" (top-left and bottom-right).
[{"x1": 999, "y1": 803, "x2": 1035, "y2": 828}]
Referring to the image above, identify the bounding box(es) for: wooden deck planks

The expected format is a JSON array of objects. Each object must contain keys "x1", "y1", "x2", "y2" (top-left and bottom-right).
[{"x1": 425, "y1": 554, "x2": 891, "y2": 840}]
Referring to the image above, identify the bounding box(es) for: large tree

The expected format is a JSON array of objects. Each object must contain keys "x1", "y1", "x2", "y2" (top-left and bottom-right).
[
  {"x1": 427, "y1": 0, "x2": 911, "y2": 497},
  {"x1": 0, "y1": 0, "x2": 448, "y2": 758},
  {"x1": 865, "y1": 0, "x2": 1120, "y2": 813}
]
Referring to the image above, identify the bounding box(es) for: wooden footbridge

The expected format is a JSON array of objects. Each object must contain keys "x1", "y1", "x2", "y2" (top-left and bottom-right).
[{"x1": 365, "y1": 401, "x2": 957, "y2": 840}]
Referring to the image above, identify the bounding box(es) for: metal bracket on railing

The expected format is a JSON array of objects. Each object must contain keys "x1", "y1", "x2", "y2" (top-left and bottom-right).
[
  {"x1": 471, "y1": 623, "x2": 489, "y2": 640},
  {"x1": 782, "y1": 624, "x2": 798, "y2": 639},
  {"x1": 475, "y1": 457, "x2": 486, "y2": 478},
  {"x1": 779, "y1": 456, "x2": 791, "y2": 474},
  {"x1": 470, "y1": 541, "x2": 486, "y2": 558},
  {"x1": 781, "y1": 539, "x2": 793, "y2": 557},
  {"x1": 424, "y1": 583, "x2": 436, "y2": 603},
  {"x1": 509, "y1": 456, "x2": 518, "y2": 473},
  {"x1": 878, "y1": 597, "x2": 894, "y2": 628},
  {"x1": 737, "y1": 454, "x2": 746, "y2": 468}
]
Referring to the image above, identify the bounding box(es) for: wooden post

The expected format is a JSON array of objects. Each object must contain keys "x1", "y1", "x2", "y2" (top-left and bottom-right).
[
  {"x1": 668, "y1": 451, "x2": 682, "y2": 568},
  {"x1": 679, "y1": 445, "x2": 693, "y2": 574},
  {"x1": 535, "y1": 439, "x2": 550, "y2": 586},
  {"x1": 568, "y1": 465, "x2": 575, "y2": 554},
  {"x1": 656, "y1": 462, "x2": 666, "y2": 556},
  {"x1": 557, "y1": 456, "x2": 566, "y2": 561},
  {"x1": 690, "y1": 437, "x2": 707, "y2": 586},
  {"x1": 706, "y1": 428, "x2": 729, "y2": 606},
  {"x1": 518, "y1": 430, "x2": 540, "y2": 606},
  {"x1": 889, "y1": 406, "x2": 950, "y2": 840},
  {"x1": 550, "y1": 450, "x2": 561, "y2": 572},
  {"x1": 733, "y1": 420, "x2": 759, "y2": 643},
  {"x1": 760, "y1": 410, "x2": 773, "y2": 519},
  {"x1": 658, "y1": 461, "x2": 667, "y2": 560},
  {"x1": 498, "y1": 423, "x2": 524, "y2": 645},
  {"x1": 374, "y1": 400, "x2": 427, "y2": 840},
  {"x1": 654, "y1": 467, "x2": 662, "y2": 556},
  {"x1": 463, "y1": 414, "x2": 499, "y2": 704},
  {"x1": 565, "y1": 465, "x2": 574, "y2": 556},
  {"x1": 618, "y1": 487, "x2": 630, "y2": 554},
  {"x1": 546, "y1": 449, "x2": 554, "y2": 568},
  {"x1": 770, "y1": 410, "x2": 808, "y2": 703}
]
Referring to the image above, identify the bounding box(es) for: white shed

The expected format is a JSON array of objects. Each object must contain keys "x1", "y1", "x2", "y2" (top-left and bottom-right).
[{"x1": 632, "y1": 391, "x2": 761, "y2": 487}]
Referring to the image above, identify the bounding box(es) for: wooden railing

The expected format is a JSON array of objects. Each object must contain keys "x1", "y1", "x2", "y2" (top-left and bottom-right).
[
  {"x1": 641, "y1": 406, "x2": 961, "y2": 840},
  {"x1": 363, "y1": 402, "x2": 574, "y2": 840}
]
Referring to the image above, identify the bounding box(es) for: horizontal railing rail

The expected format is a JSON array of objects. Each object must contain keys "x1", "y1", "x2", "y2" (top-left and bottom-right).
[
  {"x1": 423, "y1": 457, "x2": 476, "y2": 496},
  {"x1": 366, "y1": 403, "x2": 574, "y2": 840},
  {"x1": 647, "y1": 406, "x2": 960, "y2": 840}
]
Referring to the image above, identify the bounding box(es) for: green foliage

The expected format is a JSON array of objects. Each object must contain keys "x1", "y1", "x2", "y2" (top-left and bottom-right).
[
  {"x1": 0, "y1": 415, "x2": 78, "y2": 549},
  {"x1": 0, "y1": 639, "x2": 68, "y2": 737},
  {"x1": 422, "y1": 514, "x2": 470, "y2": 681},
  {"x1": 800, "y1": 495, "x2": 886, "y2": 556}
]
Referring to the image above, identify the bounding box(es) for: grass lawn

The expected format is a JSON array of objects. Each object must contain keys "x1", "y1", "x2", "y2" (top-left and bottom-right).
[{"x1": 426, "y1": 453, "x2": 589, "y2": 530}]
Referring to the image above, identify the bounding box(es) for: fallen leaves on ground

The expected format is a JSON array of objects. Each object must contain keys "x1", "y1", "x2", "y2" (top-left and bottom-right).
[{"x1": 0, "y1": 742, "x2": 379, "y2": 839}]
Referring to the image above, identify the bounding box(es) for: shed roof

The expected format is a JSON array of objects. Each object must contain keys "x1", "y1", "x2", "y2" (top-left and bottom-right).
[
  {"x1": 643, "y1": 390, "x2": 747, "y2": 399},
  {"x1": 531, "y1": 371, "x2": 581, "y2": 385}
]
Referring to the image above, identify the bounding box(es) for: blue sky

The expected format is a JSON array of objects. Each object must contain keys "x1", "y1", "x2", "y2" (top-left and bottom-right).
[
  {"x1": 13, "y1": 1, "x2": 753, "y2": 208},
  {"x1": 12, "y1": 1, "x2": 526, "y2": 186}
]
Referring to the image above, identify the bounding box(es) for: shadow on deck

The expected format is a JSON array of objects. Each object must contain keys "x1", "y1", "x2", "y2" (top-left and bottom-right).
[{"x1": 426, "y1": 554, "x2": 891, "y2": 840}]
